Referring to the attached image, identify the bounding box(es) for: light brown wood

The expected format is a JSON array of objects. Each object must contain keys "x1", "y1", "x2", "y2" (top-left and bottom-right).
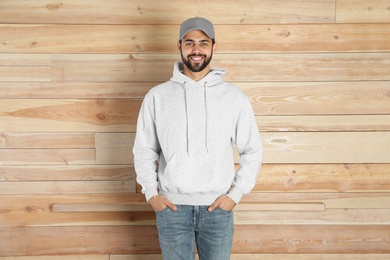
[
  {"x1": 0, "y1": 149, "x2": 95, "y2": 165},
  {"x1": 337, "y1": 0, "x2": 390, "y2": 23},
  {"x1": 2, "y1": 24, "x2": 390, "y2": 53},
  {"x1": 1, "y1": 0, "x2": 389, "y2": 258},
  {"x1": 258, "y1": 115, "x2": 390, "y2": 132},
  {"x1": 0, "y1": 225, "x2": 389, "y2": 255},
  {"x1": 111, "y1": 254, "x2": 390, "y2": 260},
  {"x1": 50, "y1": 53, "x2": 390, "y2": 82},
  {"x1": 0, "y1": 256, "x2": 108, "y2": 260},
  {"x1": 0, "y1": 133, "x2": 95, "y2": 148},
  {"x1": 94, "y1": 132, "x2": 390, "y2": 164},
  {"x1": 0, "y1": 99, "x2": 140, "y2": 132},
  {"x1": 0, "y1": 0, "x2": 335, "y2": 24},
  {"x1": 0, "y1": 165, "x2": 134, "y2": 181},
  {"x1": 95, "y1": 133, "x2": 135, "y2": 165},
  {"x1": 255, "y1": 164, "x2": 390, "y2": 192},
  {"x1": 0, "y1": 181, "x2": 134, "y2": 195},
  {"x1": 0, "y1": 66, "x2": 50, "y2": 82}
]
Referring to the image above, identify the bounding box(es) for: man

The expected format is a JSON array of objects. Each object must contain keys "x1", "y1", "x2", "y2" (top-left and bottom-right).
[{"x1": 133, "y1": 17, "x2": 263, "y2": 260}]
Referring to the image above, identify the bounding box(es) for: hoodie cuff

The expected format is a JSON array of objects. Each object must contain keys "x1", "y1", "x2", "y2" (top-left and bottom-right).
[
  {"x1": 227, "y1": 186, "x2": 244, "y2": 205},
  {"x1": 144, "y1": 189, "x2": 159, "y2": 203}
]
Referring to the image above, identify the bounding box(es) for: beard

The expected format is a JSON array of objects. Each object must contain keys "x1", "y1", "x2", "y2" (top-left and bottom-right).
[{"x1": 180, "y1": 51, "x2": 213, "y2": 72}]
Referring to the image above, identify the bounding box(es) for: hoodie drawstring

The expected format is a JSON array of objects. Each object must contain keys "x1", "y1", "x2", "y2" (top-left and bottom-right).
[
  {"x1": 204, "y1": 82, "x2": 209, "y2": 153},
  {"x1": 183, "y1": 82, "x2": 190, "y2": 155}
]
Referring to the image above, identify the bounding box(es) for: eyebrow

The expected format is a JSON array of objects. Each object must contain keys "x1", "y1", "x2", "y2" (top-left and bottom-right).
[{"x1": 184, "y1": 39, "x2": 210, "y2": 43}]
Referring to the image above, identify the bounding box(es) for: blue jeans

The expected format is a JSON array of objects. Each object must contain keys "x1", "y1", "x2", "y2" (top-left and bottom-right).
[{"x1": 156, "y1": 205, "x2": 234, "y2": 260}]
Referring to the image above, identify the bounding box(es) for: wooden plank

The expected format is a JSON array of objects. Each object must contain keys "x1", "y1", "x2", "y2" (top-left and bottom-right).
[
  {"x1": 337, "y1": 0, "x2": 390, "y2": 23},
  {"x1": 0, "y1": 256, "x2": 108, "y2": 260},
  {"x1": 0, "y1": 99, "x2": 139, "y2": 132},
  {"x1": 232, "y1": 225, "x2": 390, "y2": 254},
  {"x1": 0, "y1": 165, "x2": 134, "y2": 181},
  {"x1": 2, "y1": 24, "x2": 390, "y2": 53},
  {"x1": 0, "y1": 66, "x2": 50, "y2": 82},
  {"x1": 0, "y1": 0, "x2": 335, "y2": 24},
  {"x1": 0, "y1": 54, "x2": 51, "y2": 66},
  {"x1": 262, "y1": 132, "x2": 390, "y2": 164},
  {"x1": 2, "y1": 81, "x2": 390, "y2": 117},
  {"x1": 0, "y1": 194, "x2": 151, "y2": 227},
  {"x1": 0, "y1": 225, "x2": 389, "y2": 255},
  {"x1": 243, "y1": 193, "x2": 390, "y2": 209},
  {"x1": 0, "y1": 133, "x2": 94, "y2": 148},
  {"x1": 0, "y1": 82, "x2": 154, "y2": 99},
  {"x1": 111, "y1": 254, "x2": 390, "y2": 260},
  {"x1": 51, "y1": 53, "x2": 390, "y2": 82},
  {"x1": 239, "y1": 81, "x2": 390, "y2": 116},
  {"x1": 1, "y1": 193, "x2": 389, "y2": 227},
  {"x1": 254, "y1": 164, "x2": 390, "y2": 192},
  {"x1": 0, "y1": 181, "x2": 134, "y2": 195},
  {"x1": 0, "y1": 148, "x2": 95, "y2": 165},
  {"x1": 95, "y1": 133, "x2": 135, "y2": 165},
  {"x1": 234, "y1": 209, "x2": 390, "y2": 225},
  {"x1": 96, "y1": 132, "x2": 390, "y2": 164},
  {"x1": 0, "y1": 226, "x2": 161, "y2": 256},
  {"x1": 51, "y1": 202, "x2": 325, "y2": 212},
  {"x1": 258, "y1": 115, "x2": 390, "y2": 132}
]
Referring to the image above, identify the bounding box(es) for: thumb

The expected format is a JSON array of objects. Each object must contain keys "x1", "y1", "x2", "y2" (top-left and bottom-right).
[{"x1": 208, "y1": 200, "x2": 219, "y2": 212}]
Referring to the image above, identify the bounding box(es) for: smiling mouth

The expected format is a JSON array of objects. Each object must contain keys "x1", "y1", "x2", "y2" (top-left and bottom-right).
[{"x1": 189, "y1": 55, "x2": 205, "y2": 62}]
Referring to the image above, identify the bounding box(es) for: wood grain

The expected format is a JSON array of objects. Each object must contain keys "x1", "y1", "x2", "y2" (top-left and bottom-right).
[
  {"x1": 337, "y1": 0, "x2": 390, "y2": 23},
  {"x1": 0, "y1": 0, "x2": 335, "y2": 24},
  {"x1": 2, "y1": 24, "x2": 390, "y2": 53},
  {"x1": 0, "y1": 225, "x2": 388, "y2": 255}
]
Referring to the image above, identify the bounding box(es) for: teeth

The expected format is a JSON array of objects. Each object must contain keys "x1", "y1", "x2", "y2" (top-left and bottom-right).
[{"x1": 192, "y1": 57, "x2": 202, "y2": 61}]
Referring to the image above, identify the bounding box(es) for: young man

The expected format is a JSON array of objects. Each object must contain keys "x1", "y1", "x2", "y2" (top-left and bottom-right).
[{"x1": 133, "y1": 17, "x2": 263, "y2": 260}]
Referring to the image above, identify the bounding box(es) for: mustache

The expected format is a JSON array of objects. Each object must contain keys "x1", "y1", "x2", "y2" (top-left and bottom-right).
[{"x1": 187, "y1": 54, "x2": 206, "y2": 58}]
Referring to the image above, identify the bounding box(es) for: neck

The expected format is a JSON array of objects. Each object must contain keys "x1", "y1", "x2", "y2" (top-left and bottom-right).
[{"x1": 183, "y1": 66, "x2": 211, "y2": 82}]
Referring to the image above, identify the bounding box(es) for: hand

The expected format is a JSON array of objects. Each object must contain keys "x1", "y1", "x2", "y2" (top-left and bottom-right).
[
  {"x1": 149, "y1": 195, "x2": 177, "y2": 212},
  {"x1": 208, "y1": 195, "x2": 236, "y2": 212}
]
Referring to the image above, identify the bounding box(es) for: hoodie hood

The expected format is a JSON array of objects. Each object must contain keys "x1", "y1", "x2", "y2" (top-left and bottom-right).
[{"x1": 170, "y1": 62, "x2": 226, "y2": 87}]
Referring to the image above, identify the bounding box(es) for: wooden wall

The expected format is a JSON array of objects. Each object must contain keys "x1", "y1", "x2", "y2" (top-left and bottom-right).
[{"x1": 1, "y1": 0, "x2": 389, "y2": 259}]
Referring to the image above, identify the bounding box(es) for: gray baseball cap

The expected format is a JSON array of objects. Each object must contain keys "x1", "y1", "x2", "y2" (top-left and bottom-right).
[{"x1": 179, "y1": 17, "x2": 215, "y2": 40}]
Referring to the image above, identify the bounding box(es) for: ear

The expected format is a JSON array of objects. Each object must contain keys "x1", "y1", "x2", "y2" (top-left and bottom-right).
[
  {"x1": 177, "y1": 41, "x2": 181, "y2": 51},
  {"x1": 212, "y1": 42, "x2": 218, "y2": 53}
]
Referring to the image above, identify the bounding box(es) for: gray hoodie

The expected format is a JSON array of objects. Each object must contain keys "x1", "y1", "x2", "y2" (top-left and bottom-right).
[{"x1": 133, "y1": 62, "x2": 263, "y2": 206}]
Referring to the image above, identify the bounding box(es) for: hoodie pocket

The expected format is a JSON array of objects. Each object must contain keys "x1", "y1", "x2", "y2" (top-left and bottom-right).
[{"x1": 160, "y1": 152, "x2": 222, "y2": 194}]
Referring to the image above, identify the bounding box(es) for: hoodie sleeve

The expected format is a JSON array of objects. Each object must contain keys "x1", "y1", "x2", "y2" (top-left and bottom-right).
[
  {"x1": 133, "y1": 92, "x2": 161, "y2": 202},
  {"x1": 227, "y1": 95, "x2": 263, "y2": 204}
]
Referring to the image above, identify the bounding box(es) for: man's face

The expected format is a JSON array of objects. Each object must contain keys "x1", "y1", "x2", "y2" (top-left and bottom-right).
[{"x1": 178, "y1": 30, "x2": 216, "y2": 73}]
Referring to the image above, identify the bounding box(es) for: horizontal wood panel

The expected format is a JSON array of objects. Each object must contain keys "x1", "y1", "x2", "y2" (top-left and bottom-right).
[
  {"x1": 259, "y1": 115, "x2": 390, "y2": 131},
  {"x1": 0, "y1": 165, "x2": 134, "y2": 181},
  {"x1": 2, "y1": 193, "x2": 389, "y2": 227},
  {"x1": 49, "y1": 53, "x2": 390, "y2": 82},
  {"x1": 94, "y1": 132, "x2": 390, "y2": 164},
  {"x1": 111, "y1": 254, "x2": 390, "y2": 260},
  {"x1": 95, "y1": 133, "x2": 135, "y2": 165},
  {"x1": 0, "y1": 225, "x2": 388, "y2": 255},
  {"x1": 0, "y1": 149, "x2": 95, "y2": 165},
  {"x1": 0, "y1": 99, "x2": 139, "y2": 132},
  {"x1": 0, "y1": 226, "x2": 161, "y2": 256},
  {"x1": 0, "y1": 181, "x2": 134, "y2": 195},
  {"x1": 0, "y1": 82, "x2": 155, "y2": 99},
  {"x1": 262, "y1": 132, "x2": 390, "y2": 163},
  {"x1": 255, "y1": 164, "x2": 390, "y2": 192},
  {"x1": 240, "y1": 81, "x2": 390, "y2": 116},
  {"x1": 0, "y1": 0, "x2": 335, "y2": 24},
  {"x1": 337, "y1": 0, "x2": 390, "y2": 23},
  {"x1": 0, "y1": 66, "x2": 50, "y2": 82},
  {"x1": 2, "y1": 24, "x2": 390, "y2": 53},
  {"x1": 0, "y1": 256, "x2": 108, "y2": 260},
  {"x1": 0, "y1": 133, "x2": 94, "y2": 148}
]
